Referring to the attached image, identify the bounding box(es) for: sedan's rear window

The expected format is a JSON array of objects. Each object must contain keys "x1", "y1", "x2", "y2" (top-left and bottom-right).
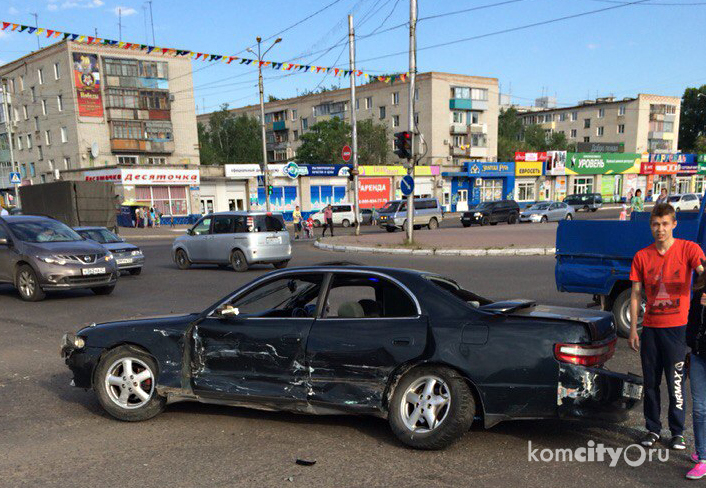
[{"x1": 426, "y1": 276, "x2": 492, "y2": 306}]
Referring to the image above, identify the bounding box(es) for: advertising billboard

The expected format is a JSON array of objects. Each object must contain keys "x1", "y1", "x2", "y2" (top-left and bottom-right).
[
  {"x1": 358, "y1": 177, "x2": 390, "y2": 209},
  {"x1": 72, "y1": 53, "x2": 103, "y2": 117},
  {"x1": 565, "y1": 153, "x2": 641, "y2": 175}
]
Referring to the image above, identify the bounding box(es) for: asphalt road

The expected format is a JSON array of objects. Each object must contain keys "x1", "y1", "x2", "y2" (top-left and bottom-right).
[{"x1": 0, "y1": 237, "x2": 691, "y2": 488}]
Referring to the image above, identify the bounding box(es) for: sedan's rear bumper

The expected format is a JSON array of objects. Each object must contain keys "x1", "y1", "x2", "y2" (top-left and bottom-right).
[{"x1": 557, "y1": 364, "x2": 642, "y2": 422}]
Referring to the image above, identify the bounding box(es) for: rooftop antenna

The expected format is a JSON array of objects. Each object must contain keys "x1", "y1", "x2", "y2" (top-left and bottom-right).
[
  {"x1": 31, "y1": 13, "x2": 40, "y2": 49},
  {"x1": 142, "y1": 3, "x2": 149, "y2": 45},
  {"x1": 148, "y1": 0, "x2": 156, "y2": 45},
  {"x1": 94, "y1": 27, "x2": 98, "y2": 38},
  {"x1": 118, "y1": 8, "x2": 123, "y2": 42}
]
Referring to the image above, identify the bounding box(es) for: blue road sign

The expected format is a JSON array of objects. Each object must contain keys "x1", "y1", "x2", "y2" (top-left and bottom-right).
[
  {"x1": 9, "y1": 172, "x2": 21, "y2": 184},
  {"x1": 401, "y1": 174, "x2": 415, "y2": 196},
  {"x1": 257, "y1": 175, "x2": 265, "y2": 186}
]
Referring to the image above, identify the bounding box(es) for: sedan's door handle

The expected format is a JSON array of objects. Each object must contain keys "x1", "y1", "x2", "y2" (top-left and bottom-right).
[
  {"x1": 393, "y1": 337, "x2": 412, "y2": 346},
  {"x1": 281, "y1": 334, "x2": 301, "y2": 344}
]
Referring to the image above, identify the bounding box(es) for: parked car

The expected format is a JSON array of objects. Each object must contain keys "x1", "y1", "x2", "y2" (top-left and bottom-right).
[
  {"x1": 0, "y1": 215, "x2": 119, "y2": 301},
  {"x1": 359, "y1": 208, "x2": 374, "y2": 225},
  {"x1": 74, "y1": 226, "x2": 145, "y2": 275},
  {"x1": 61, "y1": 264, "x2": 642, "y2": 450},
  {"x1": 519, "y1": 201, "x2": 573, "y2": 223},
  {"x1": 377, "y1": 198, "x2": 443, "y2": 232},
  {"x1": 310, "y1": 204, "x2": 356, "y2": 228},
  {"x1": 461, "y1": 200, "x2": 520, "y2": 227},
  {"x1": 564, "y1": 193, "x2": 602, "y2": 212},
  {"x1": 668, "y1": 193, "x2": 700, "y2": 211},
  {"x1": 172, "y1": 211, "x2": 291, "y2": 272}
]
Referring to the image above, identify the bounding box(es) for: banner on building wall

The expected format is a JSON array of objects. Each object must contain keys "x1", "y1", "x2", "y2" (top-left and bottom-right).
[
  {"x1": 514, "y1": 152, "x2": 547, "y2": 162},
  {"x1": 640, "y1": 162, "x2": 679, "y2": 175},
  {"x1": 600, "y1": 177, "x2": 615, "y2": 203},
  {"x1": 84, "y1": 168, "x2": 199, "y2": 185},
  {"x1": 72, "y1": 53, "x2": 103, "y2": 117},
  {"x1": 358, "y1": 178, "x2": 390, "y2": 209},
  {"x1": 358, "y1": 165, "x2": 440, "y2": 177},
  {"x1": 565, "y1": 153, "x2": 641, "y2": 175},
  {"x1": 545, "y1": 151, "x2": 566, "y2": 175},
  {"x1": 515, "y1": 161, "x2": 543, "y2": 177}
]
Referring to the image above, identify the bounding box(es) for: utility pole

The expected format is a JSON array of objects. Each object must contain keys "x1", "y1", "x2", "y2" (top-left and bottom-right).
[
  {"x1": 31, "y1": 13, "x2": 40, "y2": 49},
  {"x1": 2, "y1": 79, "x2": 19, "y2": 207},
  {"x1": 405, "y1": 0, "x2": 417, "y2": 243},
  {"x1": 248, "y1": 37, "x2": 281, "y2": 212},
  {"x1": 118, "y1": 8, "x2": 122, "y2": 42},
  {"x1": 348, "y1": 15, "x2": 360, "y2": 236},
  {"x1": 148, "y1": 0, "x2": 156, "y2": 45}
]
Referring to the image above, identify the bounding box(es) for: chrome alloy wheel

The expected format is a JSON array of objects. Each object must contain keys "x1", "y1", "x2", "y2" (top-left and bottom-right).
[
  {"x1": 104, "y1": 357, "x2": 155, "y2": 409},
  {"x1": 18, "y1": 270, "x2": 36, "y2": 298},
  {"x1": 400, "y1": 375, "x2": 451, "y2": 433}
]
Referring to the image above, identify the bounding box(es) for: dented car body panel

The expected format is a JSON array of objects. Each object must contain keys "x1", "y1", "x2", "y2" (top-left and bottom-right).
[{"x1": 63, "y1": 265, "x2": 642, "y2": 426}]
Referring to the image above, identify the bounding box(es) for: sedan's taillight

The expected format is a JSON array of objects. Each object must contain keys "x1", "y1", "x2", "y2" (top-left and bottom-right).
[{"x1": 554, "y1": 339, "x2": 616, "y2": 367}]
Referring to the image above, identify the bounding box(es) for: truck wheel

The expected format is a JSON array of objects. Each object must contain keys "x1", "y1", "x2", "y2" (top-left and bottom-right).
[
  {"x1": 612, "y1": 288, "x2": 644, "y2": 338},
  {"x1": 508, "y1": 214, "x2": 517, "y2": 225},
  {"x1": 583, "y1": 205, "x2": 589, "y2": 212}
]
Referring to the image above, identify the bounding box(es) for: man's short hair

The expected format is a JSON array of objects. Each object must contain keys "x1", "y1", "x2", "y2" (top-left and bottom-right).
[{"x1": 650, "y1": 202, "x2": 676, "y2": 222}]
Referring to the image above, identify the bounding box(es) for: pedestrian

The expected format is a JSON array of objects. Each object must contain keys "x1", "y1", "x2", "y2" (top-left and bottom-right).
[
  {"x1": 156, "y1": 211, "x2": 162, "y2": 228},
  {"x1": 292, "y1": 205, "x2": 302, "y2": 240},
  {"x1": 322, "y1": 204, "x2": 334, "y2": 237},
  {"x1": 150, "y1": 207, "x2": 156, "y2": 228},
  {"x1": 619, "y1": 203, "x2": 628, "y2": 221},
  {"x1": 304, "y1": 216, "x2": 314, "y2": 239},
  {"x1": 628, "y1": 202, "x2": 706, "y2": 450},
  {"x1": 686, "y1": 268, "x2": 706, "y2": 479},
  {"x1": 169, "y1": 211, "x2": 175, "y2": 228},
  {"x1": 631, "y1": 189, "x2": 645, "y2": 213},
  {"x1": 656, "y1": 188, "x2": 669, "y2": 205},
  {"x1": 371, "y1": 205, "x2": 378, "y2": 226},
  {"x1": 134, "y1": 207, "x2": 142, "y2": 228},
  {"x1": 143, "y1": 207, "x2": 149, "y2": 228}
]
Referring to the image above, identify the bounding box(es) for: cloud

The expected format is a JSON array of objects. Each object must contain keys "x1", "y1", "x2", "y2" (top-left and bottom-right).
[
  {"x1": 8, "y1": 6, "x2": 19, "y2": 14},
  {"x1": 113, "y1": 6, "x2": 138, "y2": 16},
  {"x1": 48, "y1": 3, "x2": 58, "y2": 10},
  {"x1": 587, "y1": 43, "x2": 600, "y2": 50},
  {"x1": 55, "y1": 0, "x2": 105, "y2": 10}
]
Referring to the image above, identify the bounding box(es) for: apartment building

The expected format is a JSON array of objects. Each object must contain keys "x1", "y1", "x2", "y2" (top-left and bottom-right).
[
  {"x1": 520, "y1": 93, "x2": 681, "y2": 154},
  {"x1": 197, "y1": 71, "x2": 499, "y2": 167},
  {"x1": 0, "y1": 41, "x2": 201, "y2": 219}
]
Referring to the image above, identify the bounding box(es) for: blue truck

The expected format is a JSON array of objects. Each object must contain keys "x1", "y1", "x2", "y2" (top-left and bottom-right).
[{"x1": 555, "y1": 200, "x2": 706, "y2": 337}]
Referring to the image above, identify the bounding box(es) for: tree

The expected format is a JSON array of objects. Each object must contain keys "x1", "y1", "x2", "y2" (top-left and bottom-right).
[
  {"x1": 267, "y1": 94, "x2": 281, "y2": 102},
  {"x1": 696, "y1": 135, "x2": 706, "y2": 154},
  {"x1": 497, "y1": 107, "x2": 527, "y2": 160},
  {"x1": 295, "y1": 117, "x2": 389, "y2": 165},
  {"x1": 679, "y1": 85, "x2": 706, "y2": 152},
  {"x1": 523, "y1": 124, "x2": 549, "y2": 151},
  {"x1": 198, "y1": 105, "x2": 262, "y2": 165},
  {"x1": 548, "y1": 131, "x2": 569, "y2": 150}
]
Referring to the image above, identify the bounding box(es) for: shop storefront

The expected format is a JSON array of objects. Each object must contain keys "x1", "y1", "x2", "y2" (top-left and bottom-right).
[
  {"x1": 641, "y1": 161, "x2": 679, "y2": 196},
  {"x1": 442, "y1": 162, "x2": 515, "y2": 212},
  {"x1": 566, "y1": 152, "x2": 641, "y2": 201},
  {"x1": 696, "y1": 155, "x2": 706, "y2": 194},
  {"x1": 514, "y1": 153, "x2": 545, "y2": 204},
  {"x1": 84, "y1": 167, "x2": 200, "y2": 225},
  {"x1": 545, "y1": 151, "x2": 567, "y2": 201}
]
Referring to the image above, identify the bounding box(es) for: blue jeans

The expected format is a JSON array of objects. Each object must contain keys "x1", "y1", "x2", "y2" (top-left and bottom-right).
[{"x1": 691, "y1": 353, "x2": 706, "y2": 460}]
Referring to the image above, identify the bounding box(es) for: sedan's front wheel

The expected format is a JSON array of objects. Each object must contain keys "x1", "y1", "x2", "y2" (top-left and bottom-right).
[
  {"x1": 94, "y1": 345, "x2": 166, "y2": 421},
  {"x1": 389, "y1": 366, "x2": 474, "y2": 450}
]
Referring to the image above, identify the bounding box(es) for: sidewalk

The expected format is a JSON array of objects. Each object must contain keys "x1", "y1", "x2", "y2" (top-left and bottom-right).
[{"x1": 117, "y1": 224, "x2": 190, "y2": 240}]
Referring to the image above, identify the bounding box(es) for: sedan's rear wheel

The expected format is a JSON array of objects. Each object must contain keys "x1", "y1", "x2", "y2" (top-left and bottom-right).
[
  {"x1": 389, "y1": 366, "x2": 474, "y2": 450},
  {"x1": 94, "y1": 345, "x2": 166, "y2": 421},
  {"x1": 428, "y1": 217, "x2": 439, "y2": 230},
  {"x1": 16, "y1": 264, "x2": 45, "y2": 302}
]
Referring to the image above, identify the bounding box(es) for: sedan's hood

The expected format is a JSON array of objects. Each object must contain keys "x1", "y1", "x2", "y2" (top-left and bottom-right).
[
  {"x1": 78, "y1": 313, "x2": 199, "y2": 343},
  {"x1": 102, "y1": 242, "x2": 139, "y2": 252},
  {"x1": 25, "y1": 240, "x2": 107, "y2": 255},
  {"x1": 509, "y1": 304, "x2": 615, "y2": 341}
]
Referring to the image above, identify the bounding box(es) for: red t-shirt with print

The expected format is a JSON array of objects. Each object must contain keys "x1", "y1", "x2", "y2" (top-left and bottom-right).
[{"x1": 629, "y1": 239, "x2": 705, "y2": 328}]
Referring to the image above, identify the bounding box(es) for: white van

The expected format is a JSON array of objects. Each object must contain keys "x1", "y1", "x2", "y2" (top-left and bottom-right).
[{"x1": 310, "y1": 203, "x2": 356, "y2": 228}]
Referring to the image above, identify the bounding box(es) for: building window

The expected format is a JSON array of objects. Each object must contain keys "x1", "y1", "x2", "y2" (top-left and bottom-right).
[
  {"x1": 597, "y1": 108, "x2": 604, "y2": 118},
  {"x1": 619, "y1": 105, "x2": 626, "y2": 116},
  {"x1": 37, "y1": 68, "x2": 44, "y2": 85},
  {"x1": 583, "y1": 118, "x2": 591, "y2": 129},
  {"x1": 597, "y1": 126, "x2": 604, "y2": 137},
  {"x1": 414, "y1": 88, "x2": 419, "y2": 101},
  {"x1": 583, "y1": 136, "x2": 590, "y2": 143},
  {"x1": 107, "y1": 88, "x2": 139, "y2": 109},
  {"x1": 570, "y1": 129, "x2": 577, "y2": 138},
  {"x1": 392, "y1": 92, "x2": 399, "y2": 105},
  {"x1": 40, "y1": 174, "x2": 46, "y2": 184},
  {"x1": 45, "y1": 130, "x2": 51, "y2": 145},
  {"x1": 23, "y1": 105, "x2": 28, "y2": 120},
  {"x1": 452, "y1": 111, "x2": 464, "y2": 124},
  {"x1": 63, "y1": 157, "x2": 70, "y2": 169},
  {"x1": 392, "y1": 115, "x2": 400, "y2": 127},
  {"x1": 41, "y1": 99, "x2": 48, "y2": 116},
  {"x1": 19, "y1": 75, "x2": 24, "y2": 91},
  {"x1": 617, "y1": 124, "x2": 625, "y2": 134},
  {"x1": 517, "y1": 182, "x2": 535, "y2": 201},
  {"x1": 118, "y1": 155, "x2": 139, "y2": 165},
  {"x1": 9, "y1": 78, "x2": 14, "y2": 93},
  {"x1": 139, "y1": 91, "x2": 169, "y2": 110},
  {"x1": 453, "y1": 135, "x2": 466, "y2": 146},
  {"x1": 30, "y1": 162, "x2": 35, "y2": 177},
  {"x1": 414, "y1": 112, "x2": 419, "y2": 125},
  {"x1": 291, "y1": 109, "x2": 297, "y2": 120},
  {"x1": 37, "y1": 146, "x2": 43, "y2": 161},
  {"x1": 61, "y1": 127, "x2": 68, "y2": 143},
  {"x1": 452, "y1": 87, "x2": 470, "y2": 99},
  {"x1": 573, "y1": 177, "x2": 593, "y2": 194},
  {"x1": 571, "y1": 111, "x2": 578, "y2": 121},
  {"x1": 471, "y1": 88, "x2": 488, "y2": 101},
  {"x1": 146, "y1": 157, "x2": 166, "y2": 165},
  {"x1": 34, "y1": 117, "x2": 39, "y2": 132},
  {"x1": 26, "y1": 134, "x2": 32, "y2": 149},
  {"x1": 136, "y1": 186, "x2": 188, "y2": 217},
  {"x1": 379, "y1": 106, "x2": 386, "y2": 119},
  {"x1": 57, "y1": 95, "x2": 63, "y2": 112},
  {"x1": 111, "y1": 121, "x2": 144, "y2": 139},
  {"x1": 104, "y1": 58, "x2": 139, "y2": 77},
  {"x1": 355, "y1": 98, "x2": 359, "y2": 110},
  {"x1": 365, "y1": 97, "x2": 372, "y2": 109},
  {"x1": 17, "y1": 136, "x2": 22, "y2": 150},
  {"x1": 293, "y1": 130, "x2": 299, "y2": 141},
  {"x1": 471, "y1": 133, "x2": 487, "y2": 147},
  {"x1": 137, "y1": 60, "x2": 168, "y2": 78},
  {"x1": 31, "y1": 87, "x2": 36, "y2": 102},
  {"x1": 53, "y1": 62, "x2": 60, "y2": 80},
  {"x1": 302, "y1": 117, "x2": 308, "y2": 130}
]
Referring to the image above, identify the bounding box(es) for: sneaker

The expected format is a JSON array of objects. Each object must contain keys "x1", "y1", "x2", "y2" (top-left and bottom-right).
[
  {"x1": 671, "y1": 435, "x2": 687, "y2": 450},
  {"x1": 693, "y1": 453, "x2": 700, "y2": 463},
  {"x1": 641, "y1": 432, "x2": 661, "y2": 447},
  {"x1": 687, "y1": 462, "x2": 706, "y2": 480}
]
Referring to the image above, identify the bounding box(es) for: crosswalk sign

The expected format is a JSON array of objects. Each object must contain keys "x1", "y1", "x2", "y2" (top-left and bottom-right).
[{"x1": 9, "y1": 172, "x2": 21, "y2": 184}]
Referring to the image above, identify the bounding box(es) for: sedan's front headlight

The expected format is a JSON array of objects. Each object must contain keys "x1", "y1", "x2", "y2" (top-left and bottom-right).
[
  {"x1": 131, "y1": 250, "x2": 142, "y2": 256},
  {"x1": 474, "y1": 212, "x2": 482, "y2": 217},
  {"x1": 37, "y1": 255, "x2": 67, "y2": 265}
]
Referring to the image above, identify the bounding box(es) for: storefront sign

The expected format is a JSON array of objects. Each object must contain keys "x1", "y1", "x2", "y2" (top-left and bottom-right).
[
  {"x1": 465, "y1": 162, "x2": 514, "y2": 176},
  {"x1": 225, "y1": 164, "x2": 262, "y2": 178},
  {"x1": 640, "y1": 162, "x2": 679, "y2": 175},
  {"x1": 545, "y1": 151, "x2": 566, "y2": 176},
  {"x1": 576, "y1": 142, "x2": 624, "y2": 153},
  {"x1": 515, "y1": 161, "x2": 543, "y2": 177},
  {"x1": 514, "y1": 152, "x2": 547, "y2": 162},
  {"x1": 73, "y1": 53, "x2": 103, "y2": 117},
  {"x1": 565, "y1": 153, "x2": 641, "y2": 175},
  {"x1": 650, "y1": 153, "x2": 696, "y2": 163},
  {"x1": 358, "y1": 177, "x2": 390, "y2": 209},
  {"x1": 306, "y1": 165, "x2": 351, "y2": 177},
  {"x1": 358, "y1": 165, "x2": 440, "y2": 176},
  {"x1": 84, "y1": 168, "x2": 200, "y2": 185}
]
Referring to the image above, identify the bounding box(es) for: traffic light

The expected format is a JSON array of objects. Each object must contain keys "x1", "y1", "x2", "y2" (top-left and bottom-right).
[
  {"x1": 394, "y1": 131, "x2": 412, "y2": 160},
  {"x1": 267, "y1": 184, "x2": 274, "y2": 196}
]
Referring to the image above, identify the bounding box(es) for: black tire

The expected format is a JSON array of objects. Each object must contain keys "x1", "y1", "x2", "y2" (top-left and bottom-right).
[
  {"x1": 462, "y1": 222, "x2": 471, "y2": 228},
  {"x1": 92, "y1": 285, "x2": 115, "y2": 296},
  {"x1": 565, "y1": 213, "x2": 573, "y2": 220},
  {"x1": 540, "y1": 215, "x2": 548, "y2": 223},
  {"x1": 389, "y1": 366, "x2": 475, "y2": 450},
  {"x1": 591, "y1": 208, "x2": 597, "y2": 212},
  {"x1": 16, "y1": 264, "x2": 46, "y2": 302},
  {"x1": 273, "y1": 260, "x2": 289, "y2": 269},
  {"x1": 583, "y1": 205, "x2": 590, "y2": 212},
  {"x1": 480, "y1": 216, "x2": 489, "y2": 226},
  {"x1": 508, "y1": 213, "x2": 517, "y2": 225},
  {"x1": 128, "y1": 268, "x2": 142, "y2": 276},
  {"x1": 386, "y1": 227, "x2": 397, "y2": 232},
  {"x1": 490, "y1": 222, "x2": 498, "y2": 226},
  {"x1": 175, "y1": 249, "x2": 191, "y2": 270},
  {"x1": 612, "y1": 288, "x2": 644, "y2": 338},
  {"x1": 94, "y1": 345, "x2": 166, "y2": 422},
  {"x1": 428, "y1": 217, "x2": 439, "y2": 230},
  {"x1": 342, "y1": 219, "x2": 350, "y2": 228},
  {"x1": 231, "y1": 249, "x2": 249, "y2": 272}
]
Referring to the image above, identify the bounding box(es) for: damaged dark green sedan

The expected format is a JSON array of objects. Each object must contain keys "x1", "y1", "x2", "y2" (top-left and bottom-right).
[{"x1": 61, "y1": 264, "x2": 642, "y2": 449}]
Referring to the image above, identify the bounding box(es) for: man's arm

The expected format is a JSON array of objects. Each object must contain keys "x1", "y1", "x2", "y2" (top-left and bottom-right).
[{"x1": 628, "y1": 281, "x2": 642, "y2": 352}]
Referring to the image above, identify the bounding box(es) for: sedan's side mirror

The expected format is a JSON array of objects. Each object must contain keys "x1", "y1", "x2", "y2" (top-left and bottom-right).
[{"x1": 216, "y1": 305, "x2": 240, "y2": 317}]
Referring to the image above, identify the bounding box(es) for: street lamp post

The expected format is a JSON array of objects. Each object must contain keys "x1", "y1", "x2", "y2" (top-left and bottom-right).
[{"x1": 248, "y1": 37, "x2": 281, "y2": 213}]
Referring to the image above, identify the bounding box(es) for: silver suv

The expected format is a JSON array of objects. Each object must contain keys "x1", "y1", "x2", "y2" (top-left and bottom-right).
[
  {"x1": 172, "y1": 211, "x2": 292, "y2": 272},
  {"x1": 377, "y1": 198, "x2": 443, "y2": 232},
  {"x1": 0, "y1": 215, "x2": 119, "y2": 301}
]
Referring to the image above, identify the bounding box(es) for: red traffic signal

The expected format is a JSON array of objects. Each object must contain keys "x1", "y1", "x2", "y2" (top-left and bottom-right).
[{"x1": 394, "y1": 131, "x2": 412, "y2": 160}]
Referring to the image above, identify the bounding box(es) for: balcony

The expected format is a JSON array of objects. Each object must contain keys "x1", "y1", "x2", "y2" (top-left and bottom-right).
[
  {"x1": 470, "y1": 147, "x2": 488, "y2": 158},
  {"x1": 469, "y1": 123, "x2": 487, "y2": 134},
  {"x1": 267, "y1": 120, "x2": 287, "y2": 131},
  {"x1": 0, "y1": 148, "x2": 10, "y2": 162},
  {"x1": 111, "y1": 139, "x2": 147, "y2": 152},
  {"x1": 451, "y1": 146, "x2": 470, "y2": 156},
  {"x1": 145, "y1": 140, "x2": 175, "y2": 153},
  {"x1": 266, "y1": 140, "x2": 289, "y2": 151},
  {"x1": 450, "y1": 124, "x2": 466, "y2": 134},
  {"x1": 540, "y1": 121, "x2": 556, "y2": 130},
  {"x1": 449, "y1": 99, "x2": 488, "y2": 111},
  {"x1": 649, "y1": 112, "x2": 665, "y2": 122}
]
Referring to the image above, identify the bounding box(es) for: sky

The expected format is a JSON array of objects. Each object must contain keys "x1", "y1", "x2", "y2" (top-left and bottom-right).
[{"x1": 1, "y1": 0, "x2": 704, "y2": 114}]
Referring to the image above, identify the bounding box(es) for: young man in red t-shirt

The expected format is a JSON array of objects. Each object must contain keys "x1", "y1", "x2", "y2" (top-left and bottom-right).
[{"x1": 629, "y1": 203, "x2": 705, "y2": 449}]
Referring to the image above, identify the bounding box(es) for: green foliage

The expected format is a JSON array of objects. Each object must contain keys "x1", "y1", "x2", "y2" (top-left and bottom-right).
[
  {"x1": 523, "y1": 124, "x2": 549, "y2": 151},
  {"x1": 198, "y1": 105, "x2": 262, "y2": 165},
  {"x1": 295, "y1": 117, "x2": 388, "y2": 165},
  {"x1": 679, "y1": 85, "x2": 706, "y2": 152},
  {"x1": 497, "y1": 107, "x2": 573, "y2": 160}
]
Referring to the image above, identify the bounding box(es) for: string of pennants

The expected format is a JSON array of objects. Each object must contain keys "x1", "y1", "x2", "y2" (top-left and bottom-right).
[{"x1": 1, "y1": 21, "x2": 409, "y2": 84}]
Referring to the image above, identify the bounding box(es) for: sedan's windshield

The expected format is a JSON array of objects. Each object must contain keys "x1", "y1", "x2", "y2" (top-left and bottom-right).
[
  {"x1": 9, "y1": 220, "x2": 83, "y2": 243},
  {"x1": 529, "y1": 203, "x2": 550, "y2": 210},
  {"x1": 77, "y1": 228, "x2": 122, "y2": 244},
  {"x1": 379, "y1": 202, "x2": 400, "y2": 213}
]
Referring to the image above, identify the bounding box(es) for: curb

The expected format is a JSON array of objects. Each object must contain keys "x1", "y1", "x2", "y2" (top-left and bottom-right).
[{"x1": 314, "y1": 240, "x2": 555, "y2": 257}]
